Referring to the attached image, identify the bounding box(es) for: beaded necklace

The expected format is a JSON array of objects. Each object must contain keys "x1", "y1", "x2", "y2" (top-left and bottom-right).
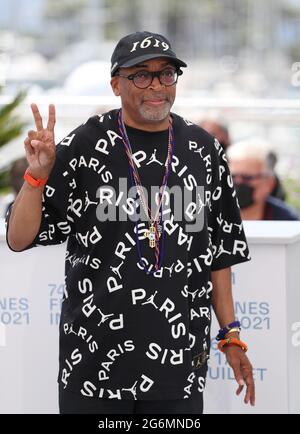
[{"x1": 117, "y1": 109, "x2": 174, "y2": 274}]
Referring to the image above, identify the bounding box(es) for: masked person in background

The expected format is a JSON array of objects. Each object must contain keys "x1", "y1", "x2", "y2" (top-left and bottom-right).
[{"x1": 227, "y1": 138, "x2": 299, "y2": 221}]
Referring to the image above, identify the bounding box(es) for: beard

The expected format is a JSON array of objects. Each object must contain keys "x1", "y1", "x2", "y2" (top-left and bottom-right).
[{"x1": 139, "y1": 94, "x2": 174, "y2": 122}]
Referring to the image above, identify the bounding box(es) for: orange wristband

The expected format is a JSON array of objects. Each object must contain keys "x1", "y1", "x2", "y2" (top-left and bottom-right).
[
  {"x1": 217, "y1": 337, "x2": 248, "y2": 353},
  {"x1": 23, "y1": 169, "x2": 48, "y2": 188}
]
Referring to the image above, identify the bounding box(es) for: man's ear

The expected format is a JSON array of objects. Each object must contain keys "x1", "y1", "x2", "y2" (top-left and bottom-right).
[{"x1": 111, "y1": 77, "x2": 120, "y2": 96}]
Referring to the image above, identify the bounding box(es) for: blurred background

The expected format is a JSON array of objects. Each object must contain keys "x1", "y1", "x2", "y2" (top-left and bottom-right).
[{"x1": 1, "y1": 0, "x2": 300, "y2": 215}]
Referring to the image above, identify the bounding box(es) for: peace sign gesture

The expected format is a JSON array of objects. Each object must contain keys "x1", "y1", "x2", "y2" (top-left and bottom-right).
[{"x1": 24, "y1": 103, "x2": 56, "y2": 179}]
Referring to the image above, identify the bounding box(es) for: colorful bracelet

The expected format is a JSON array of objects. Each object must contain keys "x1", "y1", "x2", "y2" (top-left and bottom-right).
[
  {"x1": 224, "y1": 327, "x2": 241, "y2": 336},
  {"x1": 216, "y1": 321, "x2": 241, "y2": 341},
  {"x1": 24, "y1": 169, "x2": 48, "y2": 188},
  {"x1": 217, "y1": 337, "x2": 248, "y2": 353}
]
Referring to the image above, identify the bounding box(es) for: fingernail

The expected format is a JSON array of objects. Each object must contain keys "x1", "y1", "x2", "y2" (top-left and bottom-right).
[{"x1": 238, "y1": 379, "x2": 244, "y2": 386}]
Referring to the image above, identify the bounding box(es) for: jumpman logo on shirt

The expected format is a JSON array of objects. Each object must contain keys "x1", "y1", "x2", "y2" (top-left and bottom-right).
[
  {"x1": 141, "y1": 291, "x2": 159, "y2": 309},
  {"x1": 186, "y1": 289, "x2": 198, "y2": 302},
  {"x1": 198, "y1": 193, "x2": 212, "y2": 213},
  {"x1": 195, "y1": 357, "x2": 202, "y2": 368},
  {"x1": 84, "y1": 191, "x2": 98, "y2": 212},
  {"x1": 97, "y1": 308, "x2": 114, "y2": 326},
  {"x1": 67, "y1": 323, "x2": 77, "y2": 335},
  {"x1": 110, "y1": 261, "x2": 124, "y2": 279},
  {"x1": 194, "y1": 146, "x2": 205, "y2": 158},
  {"x1": 165, "y1": 263, "x2": 175, "y2": 277},
  {"x1": 146, "y1": 149, "x2": 164, "y2": 166},
  {"x1": 197, "y1": 193, "x2": 207, "y2": 214},
  {"x1": 121, "y1": 380, "x2": 138, "y2": 400},
  {"x1": 215, "y1": 239, "x2": 232, "y2": 258}
]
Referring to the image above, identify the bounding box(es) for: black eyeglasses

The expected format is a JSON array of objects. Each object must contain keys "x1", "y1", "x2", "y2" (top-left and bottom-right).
[
  {"x1": 232, "y1": 173, "x2": 270, "y2": 183},
  {"x1": 115, "y1": 68, "x2": 182, "y2": 89}
]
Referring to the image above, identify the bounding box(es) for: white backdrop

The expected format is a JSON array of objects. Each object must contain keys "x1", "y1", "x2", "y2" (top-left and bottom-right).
[{"x1": 1, "y1": 220, "x2": 300, "y2": 414}]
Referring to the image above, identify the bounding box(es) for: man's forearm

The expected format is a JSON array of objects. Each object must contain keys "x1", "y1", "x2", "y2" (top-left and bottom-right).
[
  {"x1": 212, "y1": 268, "x2": 254, "y2": 404},
  {"x1": 7, "y1": 182, "x2": 44, "y2": 251},
  {"x1": 211, "y1": 267, "x2": 238, "y2": 334}
]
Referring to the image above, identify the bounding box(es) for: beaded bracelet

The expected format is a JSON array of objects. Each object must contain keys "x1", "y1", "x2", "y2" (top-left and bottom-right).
[
  {"x1": 217, "y1": 337, "x2": 248, "y2": 353},
  {"x1": 216, "y1": 321, "x2": 241, "y2": 341}
]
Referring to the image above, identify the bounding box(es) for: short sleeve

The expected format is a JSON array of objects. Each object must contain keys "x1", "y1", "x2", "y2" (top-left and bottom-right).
[
  {"x1": 5, "y1": 135, "x2": 78, "y2": 252},
  {"x1": 208, "y1": 138, "x2": 251, "y2": 271}
]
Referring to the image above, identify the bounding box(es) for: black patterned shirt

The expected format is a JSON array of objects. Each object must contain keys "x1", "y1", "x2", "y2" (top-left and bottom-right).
[{"x1": 6, "y1": 109, "x2": 250, "y2": 400}]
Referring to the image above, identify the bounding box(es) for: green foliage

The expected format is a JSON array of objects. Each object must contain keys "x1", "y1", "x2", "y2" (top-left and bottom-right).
[
  {"x1": 0, "y1": 90, "x2": 27, "y2": 149},
  {"x1": 283, "y1": 177, "x2": 300, "y2": 214},
  {"x1": 0, "y1": 90, "x2": 27, "y2": 192},
  {"x1": 0, "y1": 169, "x2": 10, "y2": 191}
]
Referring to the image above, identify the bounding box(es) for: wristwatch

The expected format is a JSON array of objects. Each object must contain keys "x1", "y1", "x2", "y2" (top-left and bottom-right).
[{"x1": 23, "y1": 168, "x2": 48, "y2": 188}]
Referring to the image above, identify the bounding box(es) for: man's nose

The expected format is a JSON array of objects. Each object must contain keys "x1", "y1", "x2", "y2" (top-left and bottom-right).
[{"x1": 149, "y1": 75, "x2": 164, "y2": 89}]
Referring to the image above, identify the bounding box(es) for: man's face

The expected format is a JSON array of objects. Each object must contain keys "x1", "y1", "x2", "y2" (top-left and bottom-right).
[
  {"x1": 229, "y1": 158, "x2": 275, "y2": 205},
  {"x1": 110, "y1": 57, "x2": 177, "y2": 129}
]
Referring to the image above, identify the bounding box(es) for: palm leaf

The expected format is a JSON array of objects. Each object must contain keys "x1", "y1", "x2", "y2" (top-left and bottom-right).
[{"x1": 0, "y1": 90, "x2": 27, "y2": 149}]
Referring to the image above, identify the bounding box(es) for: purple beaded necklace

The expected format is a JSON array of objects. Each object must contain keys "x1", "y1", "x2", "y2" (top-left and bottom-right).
[{"x1": 117, "y1": 109, "x2": 175, "y2": 275}]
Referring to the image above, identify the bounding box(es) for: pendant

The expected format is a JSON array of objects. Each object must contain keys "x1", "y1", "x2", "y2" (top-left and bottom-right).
[{"x1": 144, "y1": 224, "x2": 160, "y2": 248}]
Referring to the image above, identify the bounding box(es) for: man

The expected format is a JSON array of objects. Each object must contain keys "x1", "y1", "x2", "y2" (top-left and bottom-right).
[
  {"x1": 200, "y1": 121, "x2": 287, "y2": 202},
  {"x1": 6, "y1": 31, "x2": 255, "y2": 414},
  {"x1": 227, "y1": 138, "x2": 299, "y2": 220},
  {"x1": 199, "y1": 119, "x2": 231, "y2": 152}
]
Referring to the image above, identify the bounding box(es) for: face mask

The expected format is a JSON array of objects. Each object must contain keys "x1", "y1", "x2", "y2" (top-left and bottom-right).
[{"x1": 235, "y1": 183, "x2": 255, "y2": 209}]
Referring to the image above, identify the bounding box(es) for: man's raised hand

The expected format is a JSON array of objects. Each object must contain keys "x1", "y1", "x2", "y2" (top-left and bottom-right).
[{"x1": 24, "y1": 103, "x2": 56, "y2": 179}]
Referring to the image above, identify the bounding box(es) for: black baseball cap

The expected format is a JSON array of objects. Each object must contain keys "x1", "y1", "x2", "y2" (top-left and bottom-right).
[{"x1": 110, "y1": 31, "x2": 187, "y2": 76}]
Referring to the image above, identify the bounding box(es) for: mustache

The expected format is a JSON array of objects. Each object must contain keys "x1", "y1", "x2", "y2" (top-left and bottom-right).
[{"x1": 142, "y1": 94, "x2": 169, "y2": 102}]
